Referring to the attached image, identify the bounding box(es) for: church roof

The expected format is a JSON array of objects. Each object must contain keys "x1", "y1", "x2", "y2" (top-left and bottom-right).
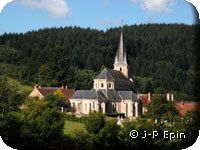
[
  {"x1": 118, "y1": 91, "x2": 138, "y2": 101},
  {"x1": 70, "y1": 89, "x2": 139, "y2": 102},
  {"x1": 70, "y1": 90, "x2": 107, "y2": 101},
  {"x1": 94, "y1": 68, "x2": 130, "y2": 82}
]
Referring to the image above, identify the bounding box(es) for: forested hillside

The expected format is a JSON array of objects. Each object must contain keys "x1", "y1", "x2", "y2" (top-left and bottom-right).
[{"x1": 0, "y1": 24, "x2": 197, "y2": 100}]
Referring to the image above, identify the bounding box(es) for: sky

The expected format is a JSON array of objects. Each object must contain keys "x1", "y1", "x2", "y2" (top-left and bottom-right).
[{"x1": 0, "y1": 0, "x2": 196, "y2": 34}]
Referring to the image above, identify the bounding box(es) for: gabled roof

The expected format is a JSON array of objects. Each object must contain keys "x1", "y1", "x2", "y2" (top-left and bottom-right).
[
  {"x1": 94, "y1": 68, "x2": 130, "y2": 82},
  {"x1": 37, "y1": 88, "x2": 75, "y2": 102}
]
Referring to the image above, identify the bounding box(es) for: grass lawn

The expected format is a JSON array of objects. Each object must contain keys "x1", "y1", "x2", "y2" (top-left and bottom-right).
[{"x1": 63, "y1": 120, "x2": 85, "y2": 137}]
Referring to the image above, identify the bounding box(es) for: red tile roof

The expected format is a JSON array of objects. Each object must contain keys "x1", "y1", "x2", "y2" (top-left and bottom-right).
[
  {"x1": 176, "y1": 101, "x2": 200, "y2": 115},
  {"x1": 37, "y1": 88, "x2": 75, "y2": 102}
]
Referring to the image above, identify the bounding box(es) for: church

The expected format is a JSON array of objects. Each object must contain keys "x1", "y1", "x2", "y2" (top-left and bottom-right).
[{"x1": 70, "y1": 29, "x2": 143, "y2": 118}]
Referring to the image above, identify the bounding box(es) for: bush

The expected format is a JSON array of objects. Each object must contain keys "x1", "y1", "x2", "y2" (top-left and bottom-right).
[
  {"x1": 106, "y1": 113, "x2": 125, "y2": 118},
  {"x1": 85, "y1": 111, "x2": 105, "y2": 135}
]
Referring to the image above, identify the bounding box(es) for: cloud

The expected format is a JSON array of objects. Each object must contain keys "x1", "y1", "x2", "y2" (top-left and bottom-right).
[
  {"x1": 20, "y1": 0, "x2": 70, "y2": 18},
  {"x1": 0, "y1": 0, "x2": 13, "y2": 14},
  {"x1": 128, "y1": 0, "x2": 175, "y2": 13}
]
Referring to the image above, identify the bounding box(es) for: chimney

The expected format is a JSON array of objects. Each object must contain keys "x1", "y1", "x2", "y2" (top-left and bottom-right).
[
  {"x1": 65, "y1": 85, "x2": 68, "y2": 89},
  {"x1": 171, "y1": 94, "x2": 174, "y2": 101},
  {"x1": 61, "y1": 85, "x2": 64, "y2": 89},
  {"x1": 34, "y1": 85, "x2": 37, "y2": 89},
  {"x1": 181, "y1": 100, "x2": 184, "y2": 107},
  {"x1": 39, "y1": 84, "x2": 41, "y2": 88},
  {"x1": 167, "y1": 93, "x2": 170, "y2": 100},
  {"x1": 148, "y1": 92, "x2": 151, "y2": 101}
]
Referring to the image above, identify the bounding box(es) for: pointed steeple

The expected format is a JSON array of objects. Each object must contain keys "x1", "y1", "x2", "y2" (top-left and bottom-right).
[
  {"x1": 113, "y1": 23, "x2": 128, "y2": 78},
  {"x1": 114, "y1": 27, "x2": 127, "y2": 65}
]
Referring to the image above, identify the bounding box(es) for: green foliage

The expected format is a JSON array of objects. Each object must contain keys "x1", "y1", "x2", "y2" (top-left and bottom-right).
[
  {"x1": 54, "y1": 89, "x2": 64, "y2": 97},
  {"x1": 21, "y1": 99, "x2": 65, "y2": 149},
  {"x1": 0, "y1": 24, "x2": 197, "y2": 97},
  {"x1": 106, "y1": 113, "x2": 125, "y2": 118},
  {"x1": 73, "y1": 68, "x2": 97, "y2": 90},
  {"x1": 132, "y1": 76, "x2": 154, "y2": 93},
  {"x1": 85, "y1": 111, "x2": 105, "y2": 135},
  {"x1": 96, "y1": 119, "x2": 121, "y2": 149},
  {"x1": 145, "y1": 95, "x2": 179, "y2": 123},
  {"x1": 0, "y1": 76, "x2": 23, "y2": 114},
  {"x1": 0, "y1": 46, "x2": 23, "y2": 64},
  {"x1": 172, "y1": 110, "x2": 200, "y2": 149},
  {"x1": 44, "y1": 93, "x2": 70, "y2": 111}
]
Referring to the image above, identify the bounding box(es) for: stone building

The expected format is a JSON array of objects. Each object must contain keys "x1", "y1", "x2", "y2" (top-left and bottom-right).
[
  {"x1": 29, "y1": 85, "x2": 75, "y2": 102},
  {"x1": 70, "y1": 29, "x2": 142, "y2": 118}
]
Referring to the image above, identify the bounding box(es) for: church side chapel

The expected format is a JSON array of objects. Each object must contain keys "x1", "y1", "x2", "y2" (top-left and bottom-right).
[{"x1": 70, "y1": 28, "x2": 143, "y2": 118}]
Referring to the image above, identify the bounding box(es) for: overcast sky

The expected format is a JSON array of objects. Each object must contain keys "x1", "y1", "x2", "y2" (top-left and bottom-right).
[{"x1": 0, "y1": 0, "x2": 195, "y2": 34}]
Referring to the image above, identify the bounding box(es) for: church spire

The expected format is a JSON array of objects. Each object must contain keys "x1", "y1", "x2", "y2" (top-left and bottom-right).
[
  {"x1": 113, "y1": 22, "x2": 128, "y2": 78},
  {"x1": 114, "y1": 25, "x2": 127, "y2": 65}
]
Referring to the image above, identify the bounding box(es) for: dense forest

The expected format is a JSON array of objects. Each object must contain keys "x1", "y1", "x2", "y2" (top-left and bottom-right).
[{"x1": 0, "y1": 24, "x2": 198, "y2": 100}]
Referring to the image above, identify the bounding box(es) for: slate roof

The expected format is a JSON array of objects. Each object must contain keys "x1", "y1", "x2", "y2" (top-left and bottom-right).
[
  {"x1": 70, "y1": 89, "x2": 139, "y2": 102},
  {"x1": 94, "y1": 68, "x2": 130, "y2": 82},
  {"x1": 37, "y1": 88, "x2": 75, "y2": 102},
  {"x1": 118, "y1": 91, "x2": 139, "y2": 101}
]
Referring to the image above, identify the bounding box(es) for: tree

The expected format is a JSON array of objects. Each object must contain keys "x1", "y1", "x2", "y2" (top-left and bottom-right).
[
  {"x1": 0, "y1": 76, "x2": 23, "y2": 114},
  {"x1": 48, "y1": 46, "x2": 70, "y2": 86},
  {"x1": 172, "y1": 110, "x2": 200, "y2": 149},
  {"x1": 44, "y1": 93, "x2": 70, "y2": 111},
  {"x1": 54, "y1": 89, "x2": 64, "y2": 97},
  {"x1": 96, "y1": 119, "x2": 121, "y2": 150},
  {"x1": 22, "y1": 99, "x2": 65, "y2": 149},
  {"x1": 145, "y1": 95, "x2": 179, "y2": 124},
  {"x1": 85, "y1": 111, "x2": 105, "y2": 135},
  {"x1": 144, "y1": 80, "x2": 154, "y2": 93}
]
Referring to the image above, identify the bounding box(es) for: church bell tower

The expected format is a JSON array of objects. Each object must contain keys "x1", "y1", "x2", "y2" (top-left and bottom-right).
[{"x1": 113, "y1": 28, "x2": 128, "y2": 78}]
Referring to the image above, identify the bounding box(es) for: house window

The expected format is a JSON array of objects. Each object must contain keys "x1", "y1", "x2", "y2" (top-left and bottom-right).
[
  {"x1": 89, "y1": 103, "x2": 92, "y2": 111},
  {"x1": 85, "y1": 104, "x2": 87, "y2": 112},
  {"x1": 93, "y1": 102, "x2": 95, "y2": 110},
  {"x1": 99, "y1": 102, "x2": 101, "y2": 110},
  {"x1": 101, "y1": 83, "x2": 104, "y2": 88},
  {"x1": 108, "y1": 83, "x2": 111, "y2": 88}
]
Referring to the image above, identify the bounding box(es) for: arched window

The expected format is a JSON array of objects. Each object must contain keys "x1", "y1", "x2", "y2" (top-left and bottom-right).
[
  {"x1": 101, "y1": 83, "x2": 104, "y2": 88},
  {"x1": 120, "y1": 68, "x2": 122, "y2": 71},
  {"x1": 108, "y1": 83, "x2": 111, "y2": 88}
]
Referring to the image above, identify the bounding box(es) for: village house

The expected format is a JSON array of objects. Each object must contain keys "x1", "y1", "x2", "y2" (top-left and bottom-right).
[{"x1": 29, "y1": 85, "x2": 75, "y2": 102}]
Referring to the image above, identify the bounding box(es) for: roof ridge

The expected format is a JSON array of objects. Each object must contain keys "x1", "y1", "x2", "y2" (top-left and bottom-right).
[
  {"x1": 106, "y1": 69, "x2": 115, "y2": 80},
  {"x1": 117, "y1": 91, "x2": 123, "y2": 101}
]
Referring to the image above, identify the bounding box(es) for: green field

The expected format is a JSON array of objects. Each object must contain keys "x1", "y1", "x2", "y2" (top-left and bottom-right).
[{"x1": 63, "y1": 120, "x2": 85, "y2": 137}]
